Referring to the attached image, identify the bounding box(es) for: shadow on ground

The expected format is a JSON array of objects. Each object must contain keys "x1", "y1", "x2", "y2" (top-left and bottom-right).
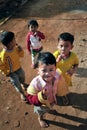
[
  {"x1": 57, "y1": 92, "x2": 87, "y2": 112},
  {"x1": 75, "y1": 67, "x2": 87, "y2": 78},
  {"x1": 46, "y1": 117, "x2": 87, "y2": 130}
]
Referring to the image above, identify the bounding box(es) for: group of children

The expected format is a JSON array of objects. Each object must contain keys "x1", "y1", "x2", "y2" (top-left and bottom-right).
[{"x1": 0, "y1": 20, "x2": 79, "y2": 128}]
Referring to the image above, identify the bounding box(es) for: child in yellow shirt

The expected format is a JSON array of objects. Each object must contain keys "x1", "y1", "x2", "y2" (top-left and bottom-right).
[
  {"x1": 0, "y1": 31, "x2": 28, "y2": 100},
  {"x1": 53, "y1": 32, "x2": 79, "y2": 105}
]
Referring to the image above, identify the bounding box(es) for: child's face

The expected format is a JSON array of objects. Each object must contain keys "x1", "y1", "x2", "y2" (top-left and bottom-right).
[
  {"x1": 6, "y1": 37, "x2": 16, "y2": 50},
  {"x1": 57, "y1": 39, "x2": 73, "y2": 57},
  {"x1": 37, "y1": 62, "x2": 56, "y2": 83},
  {"x1": 29, "y1": 25, "x2": 38, "y2": 33}
]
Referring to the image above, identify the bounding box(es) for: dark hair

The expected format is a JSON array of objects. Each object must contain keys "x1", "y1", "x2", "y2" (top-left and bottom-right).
[
  {"x1": 58, "y1": 32, "x2": 74, "y2": 44},
  {"x1": 28, "y1": 20, "x2": 39, "y2": 29},
  {"x1": 0, "y1": 31, "x2": 14, "y2": 46},
  {"x1": 36, "y1": 52, "x2": 56, "y2": 68}
]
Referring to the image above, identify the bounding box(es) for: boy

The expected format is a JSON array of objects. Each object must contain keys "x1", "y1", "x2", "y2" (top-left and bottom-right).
[
  {"x1": 0, "y1": 31, "x2": 28, "y2": 100},
  {"x1": 53, "y1": 32, "x2": 79, "y2": 105},
  {"x1": 26, "y1": 52, "x2": 69, "y2": 127}
]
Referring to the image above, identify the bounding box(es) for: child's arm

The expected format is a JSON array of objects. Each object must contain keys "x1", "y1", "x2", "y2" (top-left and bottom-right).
[
  {"x1": 36, "y1": 31, "x2": 45, "y2": 40},
  {"x1": 66, "y1": 64, "x2": 78, "y2": 76},
  {"x1": 26, "y1": 34, "x2": 31, "y2": 53},
  {"x1": 26, "y1": 94, "x2": 42, "y2": 106},
  {"x1": 26, "y1": 85, "x2": 48, "y2": 106},
  {"x1": 26, "y1": 91, "x2": 48, "y2": 106},
  {"x1": 0, "y1": 62, "x2": 6, "y2": 75},
  {"x1": 0, "y1": 57, "x2": 10, "y2": 76},
  {"x1": 16, "y1": 44, "x2": 24, "y2": 57},
  {"x1": 56, "y1": 55, "x2": 63, "y2": 62},
  {"x1": 26, "y1": 86, "x2": 50, "y2": 106}
]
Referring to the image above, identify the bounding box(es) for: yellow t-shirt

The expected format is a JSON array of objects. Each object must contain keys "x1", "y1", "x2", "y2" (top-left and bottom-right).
[
  {"x1": 53, "y1": 50, "x2": 79, "y2": 86},
  {"x1": 0, "y1": 47, "x2": 24, "y2": 75}
]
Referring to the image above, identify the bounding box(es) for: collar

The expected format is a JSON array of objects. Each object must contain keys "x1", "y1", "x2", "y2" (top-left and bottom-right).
[{"x1": 38, "y1": 75, "x2": 46, "y2": 88}]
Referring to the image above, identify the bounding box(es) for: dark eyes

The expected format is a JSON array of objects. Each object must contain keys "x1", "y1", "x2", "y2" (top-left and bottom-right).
[
  {"x1": 60, "y1": 45, "x2": 68, "y2": 48},
  {"x1": 42, "y1": 69, "x2": 46, "y2": 73},
  {"x1": 50, "y1": 69, "x2": 54, "y2": 71},
  {"x1": 42, "y1": 69, "x2": 54, "y2": 72}
]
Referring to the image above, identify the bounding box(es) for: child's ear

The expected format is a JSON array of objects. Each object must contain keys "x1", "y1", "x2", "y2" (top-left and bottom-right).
[{"x1": 71, "y1": 44, "x2": 74, "y2": 49}]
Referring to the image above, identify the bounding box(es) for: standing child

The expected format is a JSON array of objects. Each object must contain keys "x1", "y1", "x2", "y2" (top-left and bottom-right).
[
  {"x1": 53, "y1": 32, "x2": 79, "y2": 105},
  {"x1": 26, "y1": 19, "x2": 45, "y2": 69},
  {"x1": 26, "y1": 52, "x2": 69, "y2": 128},
  {"x1": 0, "y1": 31, "x2": 28, "y2": 100}
]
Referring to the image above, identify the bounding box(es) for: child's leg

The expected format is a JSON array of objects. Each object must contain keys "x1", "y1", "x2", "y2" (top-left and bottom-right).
[
  {"x1": 34, "y1": 106, "x2": 49, "y2": 128},
  {"x1": 38, "y1": 114, "x2": 48, "y2": 128},
  {"x1": 33, "y1": 51, "x2": 42, "y2": 69},
  {"x1": 9, "y1": 72, "x2": 25, "y2": 100},
  {"x1": 31, "y1": 52, "x2": 38, "y2": 69},
  {"x1": 31, "y1": 53, "x2": 35, "y2": 68},
  {"x1": 16, "y1": 68, "x2": 28, "y2": 90},
  {"x1": 30, "y1": 49, "x2": 36, "y2": 68}
]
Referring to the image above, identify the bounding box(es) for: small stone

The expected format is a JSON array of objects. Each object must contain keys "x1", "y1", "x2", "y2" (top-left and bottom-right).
[{"x1": 4, "y1": 120, "x2": 9, "y2": 124}]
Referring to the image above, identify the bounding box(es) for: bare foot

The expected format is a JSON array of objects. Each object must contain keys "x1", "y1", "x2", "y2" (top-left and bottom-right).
[
  {"x1": 38, "y1": 117, "x2": 49, "y2": 128},
  {"x1": 20, "y1": 94, "x2": 26, "y2": 101}
]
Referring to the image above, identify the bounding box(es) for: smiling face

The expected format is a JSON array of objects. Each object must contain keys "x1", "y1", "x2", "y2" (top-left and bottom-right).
[
  {"x1": 57, "y1": 39, "x2": 73, "y2": 57},
  {"x1": 37, "y1": 62, "x2": 56, "y2": 83}
]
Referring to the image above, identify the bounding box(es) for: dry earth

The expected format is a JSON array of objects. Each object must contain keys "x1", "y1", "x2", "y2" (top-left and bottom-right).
[{"x1": 0, "y1": 0, "x2": 87, "y2": 130}]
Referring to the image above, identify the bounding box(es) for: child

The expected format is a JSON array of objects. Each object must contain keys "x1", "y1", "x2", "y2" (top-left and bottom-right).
[
  {"x1": 53, "y1": 32, "x2": 79, "y2": 105},
  {"x1": 0, "y1": 31, "x2": 28, "y2": 100},
  {"x1": 26, "y1": 52, "x2": 69, "y2": 128},
  {"x1": 26, "y1": 19, "x2": 45, "y2": 69}
]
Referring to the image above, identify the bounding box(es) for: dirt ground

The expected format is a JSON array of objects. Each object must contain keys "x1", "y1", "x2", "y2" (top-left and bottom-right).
[{"x1": 0, "y1": 0, "x2": 87, "y2": 130}]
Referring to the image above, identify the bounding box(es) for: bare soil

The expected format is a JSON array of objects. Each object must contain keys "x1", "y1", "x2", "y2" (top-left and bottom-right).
[{"x1": 0, "y1": 0, "x2": 87, "y2": 130}]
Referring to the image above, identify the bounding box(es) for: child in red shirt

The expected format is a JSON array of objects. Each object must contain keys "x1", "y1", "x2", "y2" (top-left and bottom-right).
[{"x1": 26, "y1": 20, "x2": 45, "y2": 69}]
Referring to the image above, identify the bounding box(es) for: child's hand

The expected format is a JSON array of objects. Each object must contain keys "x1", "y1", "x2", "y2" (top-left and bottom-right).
[
  {"x1": 66, "y1": 68, "x2": 75, "y2": 76},
  {"x1": 34, "y1": 32, "x2": 37, "y2": 37},
  {"x1": 34, "y1": 32, "x2": 41, "y2": 41},
  {"x1": 56, "y1": 54, "x2": 65, "y2": 62},
  {"x1": 16, "y1": 44, "x2": 23, "y2": 51},
  {"x1": 42, "y1": 89, "x2": 48, "y2": 100},
  {"x1": 66, "y1": 65, "x2": 78, "y2": 76}
]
